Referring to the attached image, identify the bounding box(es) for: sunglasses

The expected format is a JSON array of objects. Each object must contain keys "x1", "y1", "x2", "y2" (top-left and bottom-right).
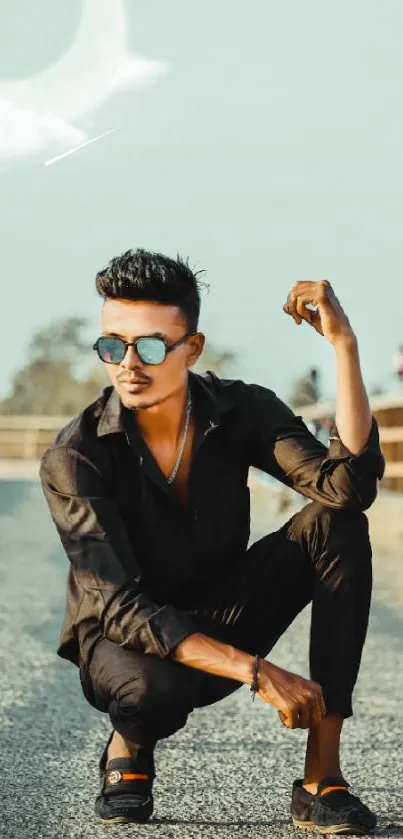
[{"x1": 93, "y1": 332, "x2": 196, "y2": 366}]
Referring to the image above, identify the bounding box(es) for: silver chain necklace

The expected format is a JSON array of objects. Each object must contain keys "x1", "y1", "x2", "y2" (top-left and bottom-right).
[{"x1": 167, "y1": 391, "x2": 192, "y2": 485}]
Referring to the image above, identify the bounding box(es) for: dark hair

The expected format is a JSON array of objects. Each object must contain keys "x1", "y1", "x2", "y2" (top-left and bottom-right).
[{"x1": 95, "y1": 248, "x2": 206, "y2": 332}]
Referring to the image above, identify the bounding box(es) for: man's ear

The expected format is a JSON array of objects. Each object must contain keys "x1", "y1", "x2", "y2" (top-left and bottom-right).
[{"x1": 187, "y1": 333, "x2": 205, "y2": 368}]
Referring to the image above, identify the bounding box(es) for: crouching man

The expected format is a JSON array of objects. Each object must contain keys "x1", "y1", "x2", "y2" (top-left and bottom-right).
[{"x1": 40, "y1": 249, "x2": 384, "y2": 832}]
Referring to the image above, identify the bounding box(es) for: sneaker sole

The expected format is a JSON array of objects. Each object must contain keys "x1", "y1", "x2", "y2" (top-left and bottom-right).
[
  {"x1": 95, "y1": 797, "x2": 153, "y2": 824},
  {"x1": 97, "y1": 815, "x2": 152, "y2": 824},
  {"x1": 292, "y1": 817, "x2": 374, "y2": 835}
]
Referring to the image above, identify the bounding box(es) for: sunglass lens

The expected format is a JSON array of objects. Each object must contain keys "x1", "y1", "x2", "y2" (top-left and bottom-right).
[
  {"x1": 97, "y1": 337, "x2": 126, "y2": 363},
  {"x1": 136, "y1": 337, "x2": 166, "y2": 365}
]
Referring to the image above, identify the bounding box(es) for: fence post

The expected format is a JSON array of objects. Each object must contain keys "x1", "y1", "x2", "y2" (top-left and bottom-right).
[{"x1": 23, "y1": 428, "x2": 40, "y2": 459}]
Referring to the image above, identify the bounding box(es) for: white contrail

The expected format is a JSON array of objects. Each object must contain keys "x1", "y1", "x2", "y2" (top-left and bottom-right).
[{"x1": 44, "y1": 127, "x2": 117, "y2": 166}]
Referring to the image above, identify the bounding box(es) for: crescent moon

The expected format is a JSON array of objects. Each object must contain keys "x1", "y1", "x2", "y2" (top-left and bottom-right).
[{"x1": 0, "y1": 0, "x2": 127, "y2": 121}]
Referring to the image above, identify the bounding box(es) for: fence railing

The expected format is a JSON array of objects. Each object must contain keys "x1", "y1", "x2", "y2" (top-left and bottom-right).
[
  {"x1": 0, "y1": 416, "x2": 69, "y2": 460},
  {"x1": 1, "y1": 393, "x2": 403, "y2": 489}
]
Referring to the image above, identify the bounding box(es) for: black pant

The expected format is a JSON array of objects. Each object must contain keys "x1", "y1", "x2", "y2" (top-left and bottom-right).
[{"x1": 82, "y1": 503, "x2": 372, "y2": 749}]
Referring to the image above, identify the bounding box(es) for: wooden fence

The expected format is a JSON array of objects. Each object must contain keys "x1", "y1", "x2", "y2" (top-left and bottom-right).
[
  {"x1": 0, "y1": 416, "x2": 68, "y2": 460},
  {"x1": 1, "y1": 392, "x2": 403, "y2": 490}
]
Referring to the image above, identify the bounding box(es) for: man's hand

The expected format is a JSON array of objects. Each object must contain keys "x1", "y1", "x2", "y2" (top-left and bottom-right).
[
  {"x1": 257, "y1": 659, "x2": 326, "y2": 729},
  {"x1": 283, "y1": 280, "x2": 355, "y2": 347},
  {"x1": 173, "y1": 633, "x2": 326, "y2": 730}
]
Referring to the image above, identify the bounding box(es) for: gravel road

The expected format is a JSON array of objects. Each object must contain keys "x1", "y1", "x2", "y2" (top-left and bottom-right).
[{"x1": 1, "y1": 480, "x2": 402, "y2": 839}]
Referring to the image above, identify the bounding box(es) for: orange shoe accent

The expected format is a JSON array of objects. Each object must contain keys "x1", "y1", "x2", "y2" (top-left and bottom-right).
[
  {"x1": 319, "y1": 785, "x2": 349, "y2": 797},
  {"x1": 106, "y1": 770, "x2": 149, "y2": 786}
]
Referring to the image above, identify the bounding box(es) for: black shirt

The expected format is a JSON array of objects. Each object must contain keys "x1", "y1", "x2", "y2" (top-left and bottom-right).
[{"x1": 39, "y1": 371, "x2": 385, "y2": 673}]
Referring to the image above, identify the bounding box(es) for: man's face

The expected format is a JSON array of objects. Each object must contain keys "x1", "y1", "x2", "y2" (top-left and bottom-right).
[{"x1": 100, "y1": 299, "x2": 204, "y2": 410}]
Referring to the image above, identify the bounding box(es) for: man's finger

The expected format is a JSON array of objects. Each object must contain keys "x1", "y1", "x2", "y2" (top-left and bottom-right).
[
  {"x1": 284, "y1": 295, "x2": 302, "y2": 325},
  {"x1": 292, "y1": 280, "x2": 332, "y2": 297},
  {"x1": 309, "y1": 688, "x2": 326, "y2": 727},
  {"x1": 283, "y1": 303, "x2": 301, "y2": 325},
  {"x1": 295, "y1": 296, "x2": 313, "y2": 325},
  {"x1": 309, "y1": 308, "x2": 324, "y2": 335},
  {"x1": 279, "y1": 704, "x2": 299, "y2": 729},
  {"x1": 288, "y1": 290, "x2": 324, "y2": 335},
  {"x1": 297, "y1": 703, "x2": 311, "y2": 729}
]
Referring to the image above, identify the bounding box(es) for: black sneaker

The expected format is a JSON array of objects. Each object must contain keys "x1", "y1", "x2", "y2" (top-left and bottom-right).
[
  {"x1": 94, "y1": 731, "x2": 154, "y2": 824},
  {"x1": 291, "y1": 775, "x2": 377, "y2": 835}
]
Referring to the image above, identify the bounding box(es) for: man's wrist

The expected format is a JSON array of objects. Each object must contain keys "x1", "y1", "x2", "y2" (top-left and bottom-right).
[
  {"x1": 219, "y1": 644, "x2": 256, "y2": 685},
  {"x1": 331, "y1": 331, "x2": 358, "y2": 352},
  {"x1": 239, "y1": 650, "x2": 258, "y2": 686}
]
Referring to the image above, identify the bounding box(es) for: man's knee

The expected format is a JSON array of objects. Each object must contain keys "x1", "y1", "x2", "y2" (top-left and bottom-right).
[
  {"x1": 297, "y1": 501, "x2": 369, "y2": 535},
  {"x1": 109, "y1": 662, "x2": 195, "y2": 742},
  {"x1": 291, "y1": 502, "x2": 371, "y2": 574}
]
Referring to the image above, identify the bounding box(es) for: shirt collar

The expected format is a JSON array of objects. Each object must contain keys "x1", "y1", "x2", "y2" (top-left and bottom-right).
[
  {"x1": 96, "y1": 371, "x2": 234, "y2": 438},
  {"x1": 96, "y1": 387, "x2": 124, "y2": 437}
]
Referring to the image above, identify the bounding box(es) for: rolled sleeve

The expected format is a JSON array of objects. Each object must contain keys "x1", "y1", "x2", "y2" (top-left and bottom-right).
[
  {"x1": 246, "y1": 384, "x2": 385, "y2": 511},
  {"x1": 328, "y1": 418, "x2": 385, "y2": 474},
  {"x1": 148, "y1": 606, "x2": 196, "y2": 657},
  {"x1": 324, "y1": 418, "x2": 385, "y2": 510}
]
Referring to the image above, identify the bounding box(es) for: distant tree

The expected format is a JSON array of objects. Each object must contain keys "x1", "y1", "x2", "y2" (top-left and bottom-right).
[
  {"x1": 0, "y1": 317, "x2": 107, "y2": 416},
  {"x1": 28, "y1": 316, "x2": 90, "y2": 364}
]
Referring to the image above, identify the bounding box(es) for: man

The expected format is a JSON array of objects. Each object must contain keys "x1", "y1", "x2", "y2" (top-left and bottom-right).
[
  {"x1": 40, "y1": 249, "x2": 384, "y2": 832},
  {"x1": 393, "y1": 344, "x2": 403, "y2": 384},
  {"x1": 288, "y1": 368, "x2": 319, "y2": 411}
]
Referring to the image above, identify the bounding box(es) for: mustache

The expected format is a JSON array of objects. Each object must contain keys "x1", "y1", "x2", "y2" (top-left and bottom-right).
[{"x1": 117, "y1": 372, "x2": 152, "y2": 384}]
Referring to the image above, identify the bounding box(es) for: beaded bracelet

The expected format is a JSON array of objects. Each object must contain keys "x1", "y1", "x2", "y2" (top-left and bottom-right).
[{"x1": 250, "y1": 653, "x2": 260, "y2": 701}]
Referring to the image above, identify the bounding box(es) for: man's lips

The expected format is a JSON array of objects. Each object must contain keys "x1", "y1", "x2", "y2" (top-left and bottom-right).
[
  {"x1": 120, "y1": 380, "x2": 149, "y2": 385},
  {"x1": 119, "y1": 379, "x2": 150, "y2": 389}
]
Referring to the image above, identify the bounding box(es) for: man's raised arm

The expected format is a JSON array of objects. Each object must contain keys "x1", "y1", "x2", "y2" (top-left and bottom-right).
[{"x1": 246, "y1": 281, "x2": 385, "y2": 510}]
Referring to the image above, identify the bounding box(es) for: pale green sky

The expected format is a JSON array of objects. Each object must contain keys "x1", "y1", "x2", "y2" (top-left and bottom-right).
[{"x1": 1, "y1": 0, "x2": 403, "y2": 403}]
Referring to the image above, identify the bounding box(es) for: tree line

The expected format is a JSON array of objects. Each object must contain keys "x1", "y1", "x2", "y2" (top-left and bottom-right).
[{"x1": 0, "y1": 317, "x2": 236, "y2": 416}]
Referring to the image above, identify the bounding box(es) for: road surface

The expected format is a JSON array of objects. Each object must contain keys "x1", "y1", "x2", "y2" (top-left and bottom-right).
[{"x1": 1, "y1": 480, "x2": 402, "y2": 838}]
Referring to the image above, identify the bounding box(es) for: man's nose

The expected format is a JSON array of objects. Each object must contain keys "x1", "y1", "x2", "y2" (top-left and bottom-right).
[{"x1": 120, "y1": 344, "x2": 141, "y2": 369}]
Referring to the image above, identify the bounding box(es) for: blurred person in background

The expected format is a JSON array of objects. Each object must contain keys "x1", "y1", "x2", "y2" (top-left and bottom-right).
[
  {"x1": 288, "y1": 368, "x2": 320, "y2": 411},
  {"x1": 40, "y1": 251, "x2": 384, "y2": 833},
  {"x1": 289, "y1": 368, "x2": 321, "y2": 443},
  {"x1": 392, "y1": 344, "x2": 403, "y2": 385}
]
